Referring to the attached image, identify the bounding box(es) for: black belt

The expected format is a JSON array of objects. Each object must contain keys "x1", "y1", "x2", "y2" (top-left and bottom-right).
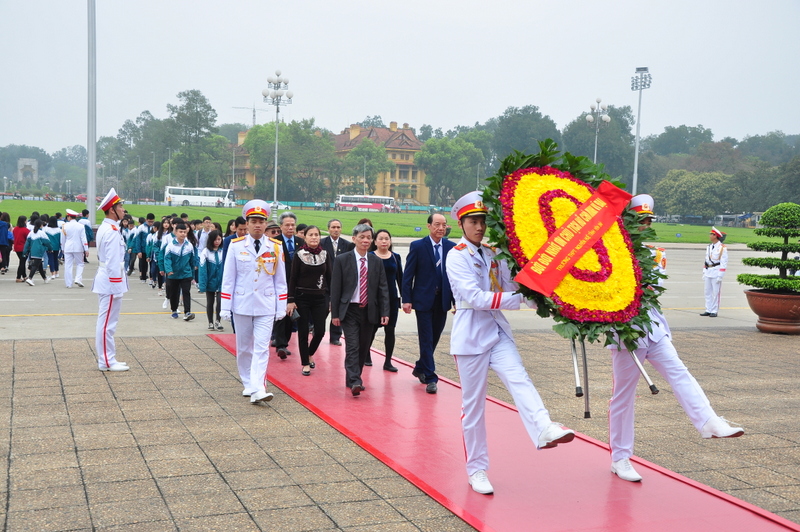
[{"x1": 704, "y1": 261, "x2": 720, "y2": 268}]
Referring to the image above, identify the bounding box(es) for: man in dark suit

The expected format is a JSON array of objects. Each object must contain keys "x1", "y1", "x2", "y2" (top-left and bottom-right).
[
  {"x1": 330, "y1": 223, "x2": 389, "y2": 396},
  {"x1": 401, "y1": 213, "x2": 456, "y2": 394},
  {"x1": 320, "y1": 218, "x2": 355, "y2": 346},
  {"x1": 274, "y1": 212, "x2": 304, "y2": 359}
]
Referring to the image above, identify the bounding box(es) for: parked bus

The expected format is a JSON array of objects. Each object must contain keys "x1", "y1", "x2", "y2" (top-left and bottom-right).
[
  {"x1": 335, "y1": 195, "x2": 398, "y2": 213},
  {"x1": 164, "y1": 186, "x2": 235, "y2": 207}
]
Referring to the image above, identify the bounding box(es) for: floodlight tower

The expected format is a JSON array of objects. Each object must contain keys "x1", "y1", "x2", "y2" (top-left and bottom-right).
[{"x1": 630, "y1": 67, "x2": 652, "y2": 195}]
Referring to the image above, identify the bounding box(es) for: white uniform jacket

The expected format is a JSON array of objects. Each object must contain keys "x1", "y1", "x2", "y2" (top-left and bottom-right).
[
  {"x1": 221, "y1": 235, "x2": 288, "y2": 318},
  {"x1": 448, "y1": 238, "x2": 528, "y2": 355},
  {"x1": 92, "y1": 218, "x2": 129, "y2": 295},
  {"x1": 702, "y1": 241, "x2": 728, "y2": 279},
  {"x1": 61, "y1": 219, "x2": 88, "y2": 253}
]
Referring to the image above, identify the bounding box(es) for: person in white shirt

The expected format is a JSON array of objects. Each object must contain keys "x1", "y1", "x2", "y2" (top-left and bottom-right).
[
  {"x1": 61, "y1": 209, "x2": 88, "y2": 288},
  {"x1": 701, "y1": 227, "x2": 728, "y2": 317}
]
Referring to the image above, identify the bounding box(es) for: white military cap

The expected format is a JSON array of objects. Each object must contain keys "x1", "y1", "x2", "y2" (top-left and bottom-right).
[
  {"x1": 98, "y1": 188, "x2": 124, "y2": 212},
  {"x1": 451, "y1": 191, "x2": 488, "y2": 221},
  {"x1": 242, "y1": 199, "x2": 270, "y2": 219},
  {"x1": 630, "y1": 194, "x2": 654, "y2": 215}
]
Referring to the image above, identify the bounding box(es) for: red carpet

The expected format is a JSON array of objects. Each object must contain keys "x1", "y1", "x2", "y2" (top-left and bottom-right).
[{"x1": 210, "y1": 333, "x2": 800, "y2": 532}]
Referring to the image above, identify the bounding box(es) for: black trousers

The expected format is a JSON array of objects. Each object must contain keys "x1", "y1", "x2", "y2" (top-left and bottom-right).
[
  {"x1": 205, "y1": 291, "x2": 221, "y2": 323},
  {"x1": 15, "y1": 251, "x2": 26, "y2": 279},
  {"x1": 0, "y1": 244, "x2": 10, "y2": 271},
  {"x1": 167, "y1": 277, "x2": 192, "y2": 313},
  {"x1": 295, "y1": 292, "x2": 328, "y2": 366},
  {"x1": 28, "y1": 257, "x2": 47, "y2": 280},
  {"x1": 274, "y1": 314, "x2": 293, "y2": 349},
  {"x1": 342, "y1": 303, "x2": 373, "y2": 388},
  {"x1": 138, "y1": 254, "x2": 149, "y2": 280}
]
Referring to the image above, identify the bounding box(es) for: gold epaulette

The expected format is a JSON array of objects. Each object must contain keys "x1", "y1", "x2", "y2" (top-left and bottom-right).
[
  {"x1": 482, "y1": 243, "x2": 496, "y2": 252},
  {"x1": 454, "y1": 243, "x2": 467, "y2": 251},
  {"x1": 232, "y1": 236, "x2": 245, "y2": 243},
  {"x1": 269, "y1": 238, "x2": 282, "y2": 245}
]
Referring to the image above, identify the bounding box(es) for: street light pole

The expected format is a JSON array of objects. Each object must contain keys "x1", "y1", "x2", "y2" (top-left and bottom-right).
[
  {"x1": 585, "y1": 98, "x2": 611, "y2": 164},
  {"x1": 262, "y1": 70, "x2": 294, "y2": 220},
  {"x1": 363, "y1": 156, "x2": 367, "y2": 195},
  {"x1": 167, "y1": 148, "x2": 172, "y2": 187},
  {"x1": 630, "y1": 67, "x2": 652, "y2": 195}
]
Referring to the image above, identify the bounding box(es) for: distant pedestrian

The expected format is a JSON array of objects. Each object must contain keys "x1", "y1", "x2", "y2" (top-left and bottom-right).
[
  {"x1": 198, "y1": 229, "x2": 225, "y2": 331},
  {"x1": 164, "y1": 222, "x2": 197, "y2": 321},
  {"x1": 12, "y1": 216, "x2": 30, "y2": 282},
  {"x1": 369, "y1": 229, "x2": 403, "y2": 371},
  {"x1": 22, "y1": 220, "x2": 52, "y2": 285},
  {"x1": 0, "y1": 212, "x2": 11, "y2": 275},
  {"x1": 44, "y1": 217, "x2": 62, "y2": 280}
]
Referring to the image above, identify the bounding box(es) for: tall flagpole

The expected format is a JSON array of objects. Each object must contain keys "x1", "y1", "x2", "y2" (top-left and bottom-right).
[{"x1": 87, "y1": 0, "x2": 97, "y2": 225}]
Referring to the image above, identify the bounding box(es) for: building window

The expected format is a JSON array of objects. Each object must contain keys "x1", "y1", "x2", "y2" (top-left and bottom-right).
[{"x1": 391, "y1": 153, "x2": 396, "y2": 159}]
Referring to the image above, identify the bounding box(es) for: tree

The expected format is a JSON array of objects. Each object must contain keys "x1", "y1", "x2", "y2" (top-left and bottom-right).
[
  {"x1": 686, "y1": 142, "x2": 744, "y2": 174},
  {"x1": 492, "y1": 105, "x2": 561, "y2": 162},
  {"x1": 737, "y1": 131, "x2": 796, "y2": 166},
  {"x1": 729, "y1": 160, "x2": 778, "y2": 212},
  {"x1": 279, "y1": 119, "x2": 338, "y2": 200},
  {"x1": 416, "y1": 137, "x2": 483, "y2": 206},
  {"x1": 218, "y1": 123, "x2": 248, "y2": 145},
  {"x1": 650, "y1": 125, "x2": 714, "y2": 156},
  {"x1": 561, "y1": 105, "x2": 636, "y2": 183},
  {"x1": 358, "y1": 115, "x2": 386, "y2": 128},
  {"x1": 653, "y1": 169, "x2": 733, "y2": 219},
  {"x1": 242, "y1": 123, "x2": 278, "y2": 200},
  {"x1": 0, "y1": 145, "x2": 53, "y2": 181},
  {"x1": 167, "y1": 90, "x2": 219, "y2": 186},
  {"x1": 343, "y1": 138, "x2": 394, "y2": 196}
]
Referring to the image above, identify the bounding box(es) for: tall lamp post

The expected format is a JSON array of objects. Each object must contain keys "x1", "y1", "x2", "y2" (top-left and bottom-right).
[
  {"x1": 3, "y1": 177, "x2": 7, "y2": 194},
  {"x1": 362, "y1": 156, "x2": 367, "y2": 195},
  {"x1": 262, "y1": 70, "x2": 294, "y2": 220},
  {"x1": 585, "y1": 98, "x2": 611, "y2": 164},
  {"x1": 630, "y1": 67, "x2": 652, "y2": 195},
  {"x1": 66, "y1": 180, "x2": 72, "y2": 195}
]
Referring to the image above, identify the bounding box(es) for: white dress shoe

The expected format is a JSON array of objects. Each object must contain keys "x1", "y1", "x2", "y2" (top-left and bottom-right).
[
  {"x1": 250, "y1": 390, "x2": 274, "y2": 404},
  {"x1": 74, "y1": 281, "x2": 84, "y2": 287},
  {"x1": 468, "y1": 470, "x2": 494, "y2": 494},
  {"x1": 25, "y1": 278, "x2": 34, "y2": 286},
  {"x1": 611, "y1": 458, "x2": 642, "y2": 482},
  {"x1": 99, "y1": 363, "x2": 129, "y2": 372},
  {"x1": 700, "y1": 416, "x2": 744, "y2": 439},
  {"x1": 242, "y1": 390, "x2": 253, "y2": 397},
  {"x1": 538, "y1": 422, "x2": 576, "y2": 449}
]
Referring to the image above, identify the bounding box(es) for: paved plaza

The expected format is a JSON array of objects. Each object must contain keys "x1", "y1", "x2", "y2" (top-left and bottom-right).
[{"x1": 0, "y1": 243, "x2": 798, "y2": 530}]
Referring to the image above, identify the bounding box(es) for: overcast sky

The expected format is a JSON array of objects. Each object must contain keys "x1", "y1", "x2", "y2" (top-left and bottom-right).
[{"x1": 2, "y1": 0, "x2": 798, "y2": 154}]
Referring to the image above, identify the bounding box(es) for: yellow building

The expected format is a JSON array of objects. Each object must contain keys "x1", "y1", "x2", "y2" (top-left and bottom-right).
[{"x1": 333, "y1": 122, "x2": 430, "y2": 205}]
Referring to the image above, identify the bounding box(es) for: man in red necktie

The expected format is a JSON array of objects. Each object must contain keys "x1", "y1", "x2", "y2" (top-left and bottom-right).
[{"x1": 330, "y1": 224, "x2": 390, "y2": 396}]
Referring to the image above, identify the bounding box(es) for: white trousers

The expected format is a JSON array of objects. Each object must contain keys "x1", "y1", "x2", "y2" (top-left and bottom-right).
[
  {"x1": 454, "y1": 328, "x2": 552, "y2": 476},
  {"x1": 609, "y1": 338, "x2": 715, "y2": 461},
  {"x1": 96, "y1": 293, "x2": 123, "y2": 368},
  {"x1": 704, "y1": 275, "x2": 722, "y2": 313},
  {"x1": 234, "y1": 313, "x2": 275, "y2": 395},
  {"x1": 64, "y1": 251, "x2": 85, "y2": 287}
]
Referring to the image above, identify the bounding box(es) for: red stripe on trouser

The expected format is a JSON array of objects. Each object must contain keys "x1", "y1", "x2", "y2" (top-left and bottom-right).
[{"x1": 102, "y1": 295, "x2": 113, "y2": 367}]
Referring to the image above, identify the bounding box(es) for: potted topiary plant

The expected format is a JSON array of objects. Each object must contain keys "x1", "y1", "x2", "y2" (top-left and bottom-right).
[{"x1": 736, "y1": 202, "x2": 800, "y2": 334}]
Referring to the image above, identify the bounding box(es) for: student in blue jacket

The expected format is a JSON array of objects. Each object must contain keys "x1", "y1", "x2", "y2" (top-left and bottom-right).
[
  {"x1": 163, "y1": 222, "x2": 197, "y2": 321},
  {"x1": 198, "y1": 229, "x2": 225, "y2": 331},
  {"x1": 22, "y1": 220, "x2": 52, "y2": 286}
]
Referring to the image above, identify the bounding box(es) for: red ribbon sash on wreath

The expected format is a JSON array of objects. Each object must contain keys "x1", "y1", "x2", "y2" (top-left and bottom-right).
[{"x1": 514, "y1": 180, "x2": 632, "y2": 297}]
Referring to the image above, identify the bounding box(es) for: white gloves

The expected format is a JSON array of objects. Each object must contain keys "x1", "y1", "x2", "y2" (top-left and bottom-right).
[{"x1": 220, "y1": 310, "x2": 232, "y2": 322}]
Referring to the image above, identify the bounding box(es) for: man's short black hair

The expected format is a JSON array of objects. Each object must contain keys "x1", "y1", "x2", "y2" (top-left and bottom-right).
[
  {"x1": 235, "y1": 216, "x2": 246, "y2": 226},
  {"x1": 82, "y1": 209, "x2": 89, "y2": 216},
  {"x1": 138, "y1": 217, "x2": 145, "y2": 224},
  {"x1": 146, "y1": 213, "x2": 155, "y2": 220},
  {"x1": 202, "y1": 216, "x2": 212, "y2": 222},
  {"x1": 174, "y1": 222, "x2": 187, "y2": 231},
  {"x1": 180, "y1": 213, "x2": 189, "y2": 219}
]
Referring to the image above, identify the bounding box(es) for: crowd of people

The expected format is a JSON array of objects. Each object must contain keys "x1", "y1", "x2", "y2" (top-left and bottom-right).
[{"x1": 0, "y1": 191, "x2": 745, "y2": 495}]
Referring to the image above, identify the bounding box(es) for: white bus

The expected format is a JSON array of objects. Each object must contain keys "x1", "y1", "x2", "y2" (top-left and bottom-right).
[
  {"x1": 164, "y1": 186, "x2": 235, "y2": 207},
  {"x1": 335, "y1": 195, "x2": 398, "y2": 213}
]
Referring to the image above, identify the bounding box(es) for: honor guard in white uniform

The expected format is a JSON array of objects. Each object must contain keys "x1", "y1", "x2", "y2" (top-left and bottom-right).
[
  {"x1": 447, "y1": 191, "x2": 575, "y2": 495},
  {"x1": 221, "y1": 200, "x2": 288, "y2": 404},
  {"x1": 701, "y1": 226, "x2": 728, "y2": 317},
  {"x1": 608, "y1": 195, "x2": 742, "y2": 482},
  {"x1": 61, "y1": 209, "x2": 88, "y2": 288},
  {"x1": 92, "y1": 189, "x2": 129, "y2": 372}
]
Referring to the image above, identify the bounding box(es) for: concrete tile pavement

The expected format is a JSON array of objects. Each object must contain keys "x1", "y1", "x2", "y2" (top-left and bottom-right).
[{"x1": 0, "y1": 327, "x2": 798, "y2": 530}]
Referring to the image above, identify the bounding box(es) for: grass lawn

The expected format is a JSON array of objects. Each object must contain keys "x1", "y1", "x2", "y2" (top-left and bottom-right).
[{"x1": 0, "y1": 198, "x2": 778, "y2": 244}]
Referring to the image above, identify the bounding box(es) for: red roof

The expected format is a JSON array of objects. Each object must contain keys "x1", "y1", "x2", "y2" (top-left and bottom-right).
[{"x1": 333, "y1": 123, "x2": 423, "y2": 153}]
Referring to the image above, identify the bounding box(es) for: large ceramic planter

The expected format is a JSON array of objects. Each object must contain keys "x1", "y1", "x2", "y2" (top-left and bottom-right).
[{"x1": 744, "y1": 289, "x2": 800, "y2": 334}]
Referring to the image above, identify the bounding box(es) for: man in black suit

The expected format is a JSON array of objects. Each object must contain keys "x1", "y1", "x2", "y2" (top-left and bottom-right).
[
  {"x1": 320, "y1": 218, "x2": 355, "y2": 345},
  {"x1": 330, "y1": 224, "x2": 389, "y2": 396},
  {"x1": 274, "y1": 212, "x2": 304, "y2": 359}
]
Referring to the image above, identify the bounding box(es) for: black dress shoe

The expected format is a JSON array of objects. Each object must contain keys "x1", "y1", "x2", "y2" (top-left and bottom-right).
[
  {"x1": 426, "y1": 382, "x2": 438, "y2": 394},
  {"x1": 277, "y1": 348, "x2": 288, "y2": 360},
  {"x1": 351, "y1": 384, "x2": 364, "y2": 396},
  {"x1": 330, "y1": 339, "x2": 342, "y2": 346},
  {"x1": 412, "y1": 367, "x2": 426, "y2": 384},
  {"x1": 709, "y1": 313, "x2": 717, "y2": 317},
  {"x1": 364, "y1": 360, "x2": 373, "y2": 366},
  {"x1": 699, "y1": 312, "x2": 711, "y2": 316},
  {"x1": 383, "y1": 365, "x2": 398, "y2": 372}
]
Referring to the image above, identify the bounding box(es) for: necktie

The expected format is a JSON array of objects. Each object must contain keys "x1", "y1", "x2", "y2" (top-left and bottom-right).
[
  {"x1": 359, "y1": 257, "x2": 368, "y2": 307},
  {"x1": 287, "y1": 238, "x2": 294, "y2": 260},
  {"x1": 434, "y1": 243, "x2": 442, "y2": 279},
  {"x1": 254, "y1": 239, "x2": 260, "y2": 254},
  {"x1": 332, "y1": 240, "x2": 337, "y2": 258}
]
